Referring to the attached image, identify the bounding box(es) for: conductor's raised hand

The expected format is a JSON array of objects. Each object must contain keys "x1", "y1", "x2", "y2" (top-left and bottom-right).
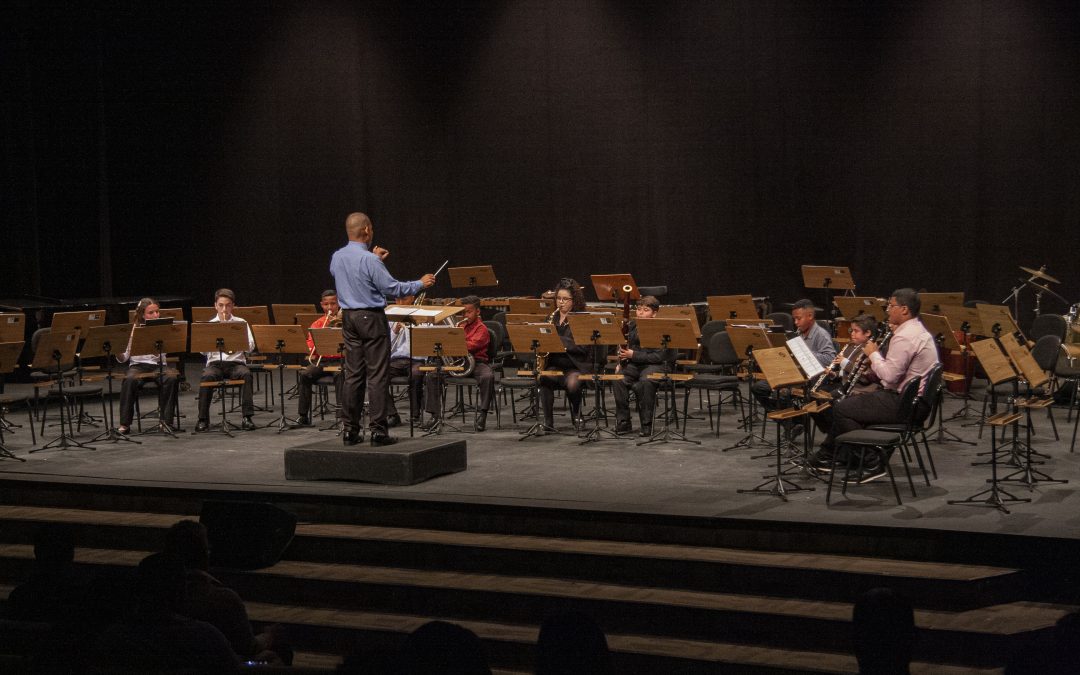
[
  {"x1": 372, "y1": 245, "x2": 390, "y2": 260},
  {"x1": 421, "y1": 273, "x2": 437, "y2": 288}
]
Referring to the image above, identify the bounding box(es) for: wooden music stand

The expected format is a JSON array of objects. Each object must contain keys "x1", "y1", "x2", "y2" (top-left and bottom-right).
[
  {"x1": 590, "y1": 274, "x2": 640, "y2": 303},
  {"x1": 190, "y1": 322, "x2": 252, "y2": 436},
  {"x1": 448, "y1": 265, "x2": 498, "y2": 289},
  {"x1": 920, "y1": 292, "x2": 964, "y2": 315},
  {"x1": 833, "y1": 296, "x2": 886, "y2": 322},
  {"x1": 81, "y1": 324, "x2": 139, "y2": 443},
  {"x1": 191, "y1": 306, "x2": 216, "y2": 322},
  {"x1": 505, "y1": 313, "x2": 551, "y2": 325},
  {"x1": 0, "y1": 341, "x2": 28, "y2": 460},
  {"x1": 233, "y1": 305, "x2": 270, "y2": 325},
  {"x1": 51, "y1": 310, "x2": 106, "y2": 341},
  {"x1": 802, "y1": 266, "x2": 855, "y2": 321},
  {"x1": 296, "y1": 312, "x2": 324, "y2": 328},
  {"x1": 411, "y1": 326, "x2": 469, "y2": 436},
  {"x1": 309, "y1": 327, "x2": 345, "y2": 363},
  {"x1": 251, "y1": 324, "x2": 310, "y2": 432},
  {"x1": 128, "y1": 307, "x2": 184, "y2": 323},
  {"x1": 0, "y1": 313, "x2": 25, "y2": 343},
  {"x1": 634, "y1": 318, "x2": 699, "y2": 446},
  {"x1": 506, "y1": 322, "x2": 566, "y2": 439},
  {"x1": 567, "y1": 314, "x2": 625, "y2": 444},
  {"x1": 976, "y1": 304, "x2": 1020, "y2": 340},
  {"x1": 507, "y1": 298, "x2": 555, "y2": 315},
  {"x1": 938, "y1": 304, "x2": 984, "y2": 337},
  {"x1": 128, "y1": 322, "x2": 188, "y2": 436},
  {"x1": 723, "y1": 325, "x2": 775, "y2": 450},
  {"x1": 706, "y1": 295, "x2": 758, "y2": 322},
  {"x1": 271, "y1": 304, "x2": 316, "y2": 325},
  {"x1": 657, "y1": 305, "x2": 702, "y2": 339},
  {"x1": 30, "y1": 330, "x2": 88, "y2": 452},
  {"x1": 737, "y1": 345, "x2": 815, "y2": 500},
  {"x1": 919, "y1": 313, "x2": 973, "y2": 446}
]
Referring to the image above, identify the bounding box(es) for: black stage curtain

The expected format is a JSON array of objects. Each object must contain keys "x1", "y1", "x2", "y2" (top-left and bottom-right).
[{"x1": 3, "y1": 1, "x2": 1079, "y2": 323}]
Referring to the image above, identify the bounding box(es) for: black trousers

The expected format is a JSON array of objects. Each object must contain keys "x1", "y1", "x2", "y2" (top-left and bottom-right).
[
  {"x1": 424, "y1": 361, "x2": 495, "y2": 416},
  {"x1": 613, "y1": 363, "x2": 665, "y2": 428},
  {"x1": 198, "y1": 361, "x2": 253, "y2": 420},
  {"x1": 118, "y1": 363, "x2": 178, "y2": 427},
  {"x1": 342, "y1": 308, "x2": 390, "y2": 433},
  {"x1": 297, "y1": 362, "x2": 344, "y2": 419},
  {"x1": 388, "y1": 358, "x2": 424, "y2": 419},
  {"x1": 821, "y1": 389, "x2": 929, "y2": 454}
]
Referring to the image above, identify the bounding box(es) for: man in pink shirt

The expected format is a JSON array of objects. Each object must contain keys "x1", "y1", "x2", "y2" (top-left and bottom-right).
[{"x1": 813, "y1": 288, "x2": 939, "y2": 471}]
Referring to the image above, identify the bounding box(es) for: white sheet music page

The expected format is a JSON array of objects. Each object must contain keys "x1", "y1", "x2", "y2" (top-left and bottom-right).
[{"x1": 786, "y1": 335, "x2": 825, "y2": 379}]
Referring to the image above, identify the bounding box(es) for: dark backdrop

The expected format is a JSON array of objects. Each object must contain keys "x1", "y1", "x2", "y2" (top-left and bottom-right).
[{"x1": 3, "y1": 0, "x2": 1079, "y2": 323}]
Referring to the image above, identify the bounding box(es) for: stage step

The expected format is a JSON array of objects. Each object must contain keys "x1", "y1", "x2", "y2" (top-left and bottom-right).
[{"x1": 0, "y1": 541, "x2": 1069, "y2": 671}]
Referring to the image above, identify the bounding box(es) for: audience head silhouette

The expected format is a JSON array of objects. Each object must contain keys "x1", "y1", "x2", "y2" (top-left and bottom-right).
[
  {"x1": 536, "y1": 611, "x2": 614, "y2": 675},
  {"x1": 852, "y1": 587, "x2": 915, "y2": 675},
  {"x1": 401, "y1": 620, "x2": 491, "y2": 675}
]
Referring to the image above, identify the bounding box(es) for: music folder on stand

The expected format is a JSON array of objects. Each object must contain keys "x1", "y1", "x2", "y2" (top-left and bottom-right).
[
  {"x1": 506, "y1": 322, "x2": 566, "y2": 440},
  {"x1": 633, "y1": 318, "x2": 699, "y2": 446},
  {"x1": 566, "y1": 313, "x2": 624, "y2": 444},
  {"x1": 252, "y1": 324, "x2": 309, "y2": 433},
  {"x1": 412, "y1": 325, "x2": 470, "y2": 436},
  {"x1": 190, "y1": 322, "x2": 252, "y2": 437},
  {"x1": 80, "y1": 323, "x2": 140, "y2": 444}
]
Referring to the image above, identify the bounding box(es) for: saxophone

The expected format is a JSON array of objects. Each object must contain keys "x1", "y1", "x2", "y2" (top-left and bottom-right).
[{"x1": 535, "y1": 308, "x2": 559, "y2": 373}]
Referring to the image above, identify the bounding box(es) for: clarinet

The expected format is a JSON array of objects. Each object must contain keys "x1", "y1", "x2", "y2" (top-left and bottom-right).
[
  {"x1": 808, "y1": 343, "x2": 859, "y2": 396},
  {"x1": 839, "y1": 324, "x2": 892, "y2": 398}
]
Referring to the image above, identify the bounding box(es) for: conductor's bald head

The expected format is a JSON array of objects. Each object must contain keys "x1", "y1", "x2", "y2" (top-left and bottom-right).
[{"x1": 345, "y1": 212, "x2": 373, "y2": 243}]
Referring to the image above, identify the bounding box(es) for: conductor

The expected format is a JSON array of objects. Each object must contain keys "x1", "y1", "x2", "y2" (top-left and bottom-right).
[{"x1": 330, "y1": 212, "x2": 436, "y2": 446}]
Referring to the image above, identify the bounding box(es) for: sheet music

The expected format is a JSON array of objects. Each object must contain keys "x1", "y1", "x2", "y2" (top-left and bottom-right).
[
  {"x1": 385, "y1": 306, "x2": 442, "y2": 319},
  {"x1": 786, "y1": 335, "x2": 825, "y2": 379}
]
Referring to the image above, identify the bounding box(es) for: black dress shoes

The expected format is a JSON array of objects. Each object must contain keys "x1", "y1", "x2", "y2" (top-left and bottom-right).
[
  {"x1": 194, "y1": 420, "x2": 209, "y2": 433},
  {"x1": 614, "y1": 422, "x2": 633, "y2": 435},
  {"x1": 474, "y1": 411, "x2": 488, "y2": 432},
  {"x1": 241, "y1": 417, "x2": 257, "y2": 431},
  {"x1": 386, "y1": 414, "x2": 402, "y2": 428},
  {"x1": 296, "y1": 415, "x2": 311, "y2": 426},
  {"x1": 343, "y1": 430, "x2": 361, "y2": 446},
  {"x1": 638, "y1": 426, "x2": 652, "y2": 438},
  {"x1": 370, "y1": 431, "x2": 397, "y2": 446}
]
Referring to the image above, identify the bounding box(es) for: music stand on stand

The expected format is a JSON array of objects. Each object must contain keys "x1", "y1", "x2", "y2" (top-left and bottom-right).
[
  {"x1": 567, "y1": 314, "x2": 624, "y2": 444},
  {"x1": 920, "y1": 313, "x2": 975, "y2": 447},
  {"x1": 706, "y1": 295, "x2": 759, "y2": 323},
  {"x1": 998, "y1": 332, "x2": 1066, "y2": 489},
  {"x1": 190, "y1": 322, "x2": 251, "y2": 437},
  {"x1": 633, "y1": 318, "x2": 699, "y2": 446},
  {"x1": 737, "y1": 346, "x2": 815, "y2": 501},
  {"x1": 81, "y1": 323, "x2": 140, "y2": 444},
  {"x1": 0, "y1": 341, "x2": 27, "y2": 460},
  {"x1": 507, "y1": 323, "x2": 566, "y2": 439},
  {"x1": 940, "y1": 304, "x2": 984, "y2": 422},
  {"x1": 30, "y1": 331, "x2": 89, "y2": 452},
  {"x1": 128, "y1": 321, "x2": 187, "y2": 437},
  {"x1": 948, "y1": 339, "x2": 1030, "y2": 513},
  {"x1": 802, "y1": 265, "x2": 856, "y2": 322},
  {"x1": 448, "y1": 265, "x2": 498, "y2": 290},
  {"x1": 309, "y1": 327, "x2": 346, "y2": 433},
  {"x1": 252, "y1": 324, "x2": 309, "y2": 433},
  {"x1": 833, "y1": 297, "x2": 886, "y2": 323},
  {"x1": 412, "y1": 326, "x2": 470, "y2": 436},
  {"x1": 590, "y1": 274, "x2": 640, "y2": 305},
  {"x1": 722, "y1": 325, "x2": 774, "y2": 451}
]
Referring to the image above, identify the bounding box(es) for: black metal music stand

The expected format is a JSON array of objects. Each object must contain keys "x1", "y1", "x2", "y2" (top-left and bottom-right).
[
  {"x1": 252, "y1": 324, "x2": 309, "y2": 433},
  {"x1": 567, "y1": 314, "x2": 623, "y2": 444},
  {"x1": 190, "y1": 321, "x2": 252, "y2": 437},
  {"x1": 309, "y1": 327, "x2": 346, "y2": 434},
  {"x1": 635, "y1": 318, "x2": 699, "y2": 446},
  {"x1": 82, "y1": 323, "x2": 141, "y2": 444},
  {"x1": 507, "y1": 322, "x2": 566, "y2": 439},
  {"x1": 722, "y1": 326, "x2": 773, "y2": 451},
  {"x1": 130, "y1": 321, "x2": 187, "y2": 438},
  {"x1": 412, "y1": 325, "x2": 470, "y2": 436},
  {"x1": 30, "y1": 330, "x2": 93, "y2": 452}
]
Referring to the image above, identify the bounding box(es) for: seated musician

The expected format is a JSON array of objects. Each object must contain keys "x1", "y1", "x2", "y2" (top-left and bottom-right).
[
  {"x1": 386, "y1": 317, "x2": 424, "y2": 427},
  {"x1": 421, "y1": 295, "x2": 495, "y2": 432},
  {"x1": 297, "y1": 290, "x2": 343, "y2": 426},
  {"x1": 538, "y1": 278, "x2": 594, "y2": 433},
  {"x1": 116, "y1": 297, "x2": 179, "y2": 435},
  {"x1": 613, "y1": 295, "x2": 674, "y2": 437},
  {"x1": 195, "y1": 288, "x2": 257, "y2": 432},
  {"x1": 751, "y1": 298, "x2": 836, "y2": 413},
  {"x1": 811, "y1": 289, "x2": 939, "y2": 472},
  {"x1": 807, "y1": 313, "x2": 881, "y2": 439}
]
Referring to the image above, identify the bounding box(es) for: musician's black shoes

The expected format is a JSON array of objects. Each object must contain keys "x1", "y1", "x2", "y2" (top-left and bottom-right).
[
  {"x1": 614, "y1": 421, "x2": 633, "y2": 435},
  {"x1": 386, "y1": 414, "x2": 402, "y2": 428},
  {"x1": 370, "y1": 431, "x2": 397, "y2": 446},
  {"x1": 296, "y1": 416, "x2": 311, "y2": 426},
  {"x1": 194, "y1": 420, "x2": 209, "y2": 433},
  {"x1": 343, "y1": 431, "x2": 361, "y2": 446},
  {"x1": 241, "y1": 417, "x2": 257, "y2": 431},
  {"x1": 474, "y1": 411, "x2": 488, "y2": 432}
]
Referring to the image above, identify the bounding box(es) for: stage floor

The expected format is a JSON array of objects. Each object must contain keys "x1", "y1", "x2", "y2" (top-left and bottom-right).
[{"x1": 3, "y1": 373, "x2": 1080, "y2": 543}]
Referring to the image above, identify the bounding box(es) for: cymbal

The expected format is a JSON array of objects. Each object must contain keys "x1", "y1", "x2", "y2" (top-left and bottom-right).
[
  {"x1": 1023, "y1": 278, "x2": 1068, "y2": 304},
  {"x1": 1019, "y1": 265, "x2": 1060, "y2": 284}
]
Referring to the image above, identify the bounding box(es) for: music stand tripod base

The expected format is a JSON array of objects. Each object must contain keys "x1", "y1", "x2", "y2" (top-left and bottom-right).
[
  {"x1": 194, "y1": 380, "x2": 247, "y2": 437},
  {"x1": 948, "y1": 412, "x2": 1030, "y2": 514},
  {"x1": 738, "y1": 409, "x2": 815, "y2": 501}
]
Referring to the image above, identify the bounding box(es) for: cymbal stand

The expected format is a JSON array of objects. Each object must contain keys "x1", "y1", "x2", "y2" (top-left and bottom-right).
[
  {"x1": 31, "y1": 350, "x2": 96, "y2": 453},
  {"x1": 90, "y1": 339, "x2": 141, "y2": 444},
  {"x1": 579, "y1": 330, "x2": 619, "y2": 445},
  {"x1": 722, "y1": 346, "x2": 766, "y2": 451}
]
